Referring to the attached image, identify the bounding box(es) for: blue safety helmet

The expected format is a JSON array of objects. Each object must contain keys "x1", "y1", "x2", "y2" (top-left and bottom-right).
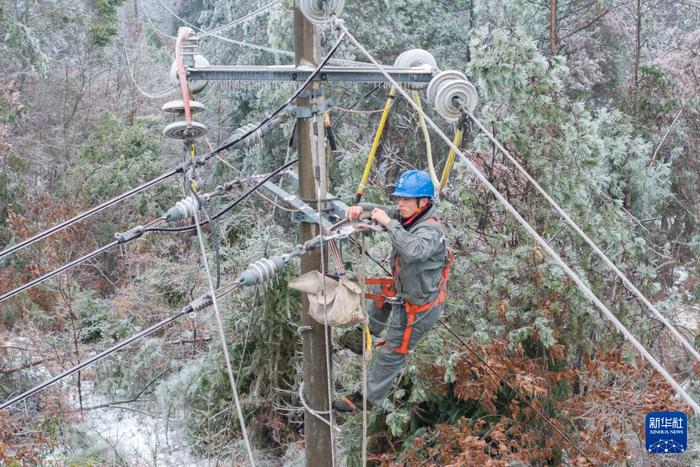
[{"x1": 391, "y1": 170, "x2": 434, "y2": 199}]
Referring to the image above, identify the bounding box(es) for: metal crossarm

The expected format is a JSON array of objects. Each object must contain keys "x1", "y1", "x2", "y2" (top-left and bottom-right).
[
  {"x1": 186, "y1": 65, "x2": 435, "y2": 84},
  {"x1": 282, "y1": 172, "x2": 349, "y2": 221}
]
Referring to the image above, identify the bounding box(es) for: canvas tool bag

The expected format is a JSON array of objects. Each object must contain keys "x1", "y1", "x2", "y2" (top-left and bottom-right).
[{"x1": 289, "y1": 271, "x2": 366, "y2": 328}]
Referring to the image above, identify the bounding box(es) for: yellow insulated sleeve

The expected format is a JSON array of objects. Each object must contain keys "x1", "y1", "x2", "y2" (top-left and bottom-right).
[
  {"x1": 412, "y1": 91, "x2": 440, "y2": 194},
  {"x1": 364, "y1": 323, "x2": 373, "y2": 356},
  {"x1": 440, "y1": 128, "x2": 463, "y2": 190},
  {"x1": 355, "y1": 86, "x2": 397, "y2": 203}
]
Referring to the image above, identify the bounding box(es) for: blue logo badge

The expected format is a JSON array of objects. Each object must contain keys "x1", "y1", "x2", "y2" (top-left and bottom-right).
[{"x1": 645, "y1": 412, "x2": 687, "y2": 453}]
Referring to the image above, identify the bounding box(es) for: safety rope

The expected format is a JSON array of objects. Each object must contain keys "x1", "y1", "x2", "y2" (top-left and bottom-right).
[
  {"x1": 190, "y1": 184, "x2": 222, "y2": 288},
  {"x1": 439, "y1": 320, "x2": 595, "y2": 465},
  {"x1": 412, "y1": 91, "x2": 440, "y2": 193},
  {"x1": 350, "y1": 239, "x2": 454, "y2": 337},
  {"x1": 312, "y1": 106, "x2": 338, "y2": 466},
  {"x1": 336, "y1": 19, "x2": 700, "y2": 416},
  {"x1": 236, "y1": 286, "x2": 260, "y2": 388},
  {"x1": 191, "y1": 184, "x2": 256, "y2": 466},
  {"x1": 359, "y1": 235, "x2": 369, "y2": 467}
]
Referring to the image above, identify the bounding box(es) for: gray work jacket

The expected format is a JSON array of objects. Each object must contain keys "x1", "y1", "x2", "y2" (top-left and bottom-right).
[{"x1": 359, "y1": 203, "x2": 448, "y2": 305}]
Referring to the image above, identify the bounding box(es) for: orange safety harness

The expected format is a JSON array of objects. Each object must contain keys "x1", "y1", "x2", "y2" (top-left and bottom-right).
[{"x1": 365, "y1": 217, "x2": 454, "y2": 354}]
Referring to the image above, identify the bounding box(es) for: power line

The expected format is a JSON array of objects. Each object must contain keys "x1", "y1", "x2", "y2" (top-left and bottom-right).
[
  {"x1": 0, "y1": 168, "x2": 182, "y2": 261},
  {"x1": 198, "y1": 0, "x2": 280, "y2": 37},
  {"x1": 0, "y1": 219, "x2": 164, "y2": 305},
  {"x1": 0, "y1": 215, "x2": 350, "y2": 410},
  {"x1": 336, "y1": 19, "x2": 700, "y2": 416},
  {"x1": 120, "y1": 15, "x2": 177, "y2": 99},
  {"x1": 154, "y1": 0, "x2": 367, "y2": 66},
  {"x1": 149, "y1": 158, "x2": 298, "y2": 233},
  {"x1": 0, "y1": 162, "x2": 294, "y2": 305},
  {"x1": 1, "y1": 241, "x2": 117, "y2": 304},
  {"x1": 0, "y1": 295, "x2": 212, "y2": 411},
  {"x1": 138, "y1": 0, "x2": 176, "y2": 40},
  {"x1": 202, "y1": 33, "x2": 347, "y2": 161},
  {"x1": 0, "y1": 35, "x2": 342, "y2": 262}
]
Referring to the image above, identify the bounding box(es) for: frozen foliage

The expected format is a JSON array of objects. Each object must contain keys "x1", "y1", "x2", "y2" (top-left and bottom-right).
[{"x1": 1, "y1": 0, "x2": 699, "y2": 464}]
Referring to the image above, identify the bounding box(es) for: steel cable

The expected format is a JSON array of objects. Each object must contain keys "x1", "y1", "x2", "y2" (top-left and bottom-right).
[
  {"x1": 336, "y1": 19, "x2": 700, "y2": 415},
  {"x1": 0, "y1": 31, "x2": 340, "y2": 262},
  {"x1": 0, "y1": 303, "x2": 198, "y2": 411},
  {"x1": 149, "y1": 158, "x2": 298, "y2": 233},
  {"x1": 462, "y1": 108, "x2": 700, "y2": 363},
  {"x1": 0, "y1": 168, "x2": 181, "y2": 261},
  {"x1": 191, "y1": 186, "x2": 256, "y2": 466}
]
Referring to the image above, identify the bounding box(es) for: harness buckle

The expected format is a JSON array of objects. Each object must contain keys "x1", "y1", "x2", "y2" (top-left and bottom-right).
[{"x1": 384, "y1": 296, "x2": 404, "y2": 305}]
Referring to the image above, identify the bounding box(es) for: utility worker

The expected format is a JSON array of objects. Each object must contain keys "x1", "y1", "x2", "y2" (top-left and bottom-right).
[{"x1": 334, "y1": 170, "x2": 452, "y2": 412}]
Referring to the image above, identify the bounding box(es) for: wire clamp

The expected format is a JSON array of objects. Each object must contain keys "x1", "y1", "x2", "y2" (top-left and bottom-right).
[
  {"x1": 297, "y1": 325, "x2": 313, "y2": 337},
  {"x1": 285, "y1": 100, "x2": 334, "y2": 119},
  {"x1": 114, "y1": 225, "x2": 145, "y2": 244},
  {"x1": 187, "y1": 294, "x2": 213, "y2": 313}
]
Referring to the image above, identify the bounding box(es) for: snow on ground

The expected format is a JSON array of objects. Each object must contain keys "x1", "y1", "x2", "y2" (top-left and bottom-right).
[{"x1": 75, "y1": 400, "x2": 208, "y2": 466}]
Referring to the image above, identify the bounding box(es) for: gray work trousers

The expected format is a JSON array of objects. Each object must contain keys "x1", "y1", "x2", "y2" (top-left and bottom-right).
[{"x1": 366, "y1": 299, "x2": 444, "y2": 406}]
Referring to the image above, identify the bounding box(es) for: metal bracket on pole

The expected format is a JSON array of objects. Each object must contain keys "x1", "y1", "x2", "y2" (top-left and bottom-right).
[
  {"x1": 285, "y1": 98, "x2": 334, "y2": 119},
  {"x1": 283, "y1": 172, "x2": 349, "y2": 221},
  {"x1": 187, "y1": 65, "x2": 435, "y2": 84},
  {"x1": 261, "y1": 181, "x2": 336, "y2": 229}
]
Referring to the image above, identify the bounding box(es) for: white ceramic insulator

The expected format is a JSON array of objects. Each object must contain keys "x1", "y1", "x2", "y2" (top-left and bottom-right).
[
  {"x1": 228, "y1": 123, "x2": 263, "y2": 148},
  {"x1": 393, "y1": 49, "x2": 438, "y2": 69},
  {"x1": 428, "y1": 71, "x2": 479, "y2": 122},
  {"x1": 427, "y1": 70, "x2": 467, "y2": 107},
  {"x1": 169, "y1": 54, "x2": 210, "y2": 94},
  {"x1": 298, "y1": 0, "x2": 345, "y2": 24},
  {"x1": 162, "y1": 100, "x2": 206, "y2": 114},
  {"x1": 165, "y1": 196, "x2": 200, "y2": 222},
  {"x1": 163, "y1": 121, "x2": 208, "y2": 140}
]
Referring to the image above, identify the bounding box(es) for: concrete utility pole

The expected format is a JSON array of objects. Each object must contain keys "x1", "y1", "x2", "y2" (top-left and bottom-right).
[{"x1": 294, "y1": 7, "x2": 334, "y2": 466}]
